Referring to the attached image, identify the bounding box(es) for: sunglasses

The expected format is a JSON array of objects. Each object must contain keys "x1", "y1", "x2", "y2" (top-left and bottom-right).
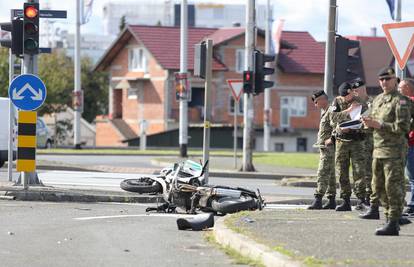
[{"x1": 379, "y1": 77, "x2": 392, "y2": 81}]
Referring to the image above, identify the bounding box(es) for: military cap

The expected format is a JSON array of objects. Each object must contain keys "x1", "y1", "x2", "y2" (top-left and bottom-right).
[
  {"x1": 311, "y1": 90, "x2": 326, "y2": 102},
  {"x1": 351, "y1": 78, "x2": 365, "y2": 89},
  {"x1": 338, "y1": 82, "x2": 352, "y2": 97},
  {"x1": 377, "y1": 66, "x2": 396, "y2": 78}
]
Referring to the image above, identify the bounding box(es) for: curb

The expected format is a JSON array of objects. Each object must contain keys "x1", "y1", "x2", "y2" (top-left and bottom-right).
[
  {"x1": 0, "y1": 186, "x2": 163, "y2": 203},
  {"x1": 213, "y1": 216, "x2": 303, "y2": 267}
]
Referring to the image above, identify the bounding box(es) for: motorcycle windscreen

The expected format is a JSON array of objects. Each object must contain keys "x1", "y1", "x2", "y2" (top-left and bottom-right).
[{"x1": 182, "y1": 160, "x2": 203, "y2": 176}]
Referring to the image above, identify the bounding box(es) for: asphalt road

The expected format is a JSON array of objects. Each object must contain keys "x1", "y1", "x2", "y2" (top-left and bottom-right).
[{"x1": 0, "y1": 201, "x2": 245, "y2": 267}]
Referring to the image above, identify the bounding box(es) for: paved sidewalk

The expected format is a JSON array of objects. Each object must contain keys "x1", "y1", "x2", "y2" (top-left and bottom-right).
[{"x1": 215, "y1": 208, "x2": 414, "y2": 267}]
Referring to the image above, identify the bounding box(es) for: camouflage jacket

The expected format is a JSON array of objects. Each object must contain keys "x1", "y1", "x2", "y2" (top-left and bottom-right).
[
  {"x1": 371, "y1": 89, "x2": 411, "y2": 158},
  {"x1": 316, "y1": 108, "x2": 333, "y2": 146}
]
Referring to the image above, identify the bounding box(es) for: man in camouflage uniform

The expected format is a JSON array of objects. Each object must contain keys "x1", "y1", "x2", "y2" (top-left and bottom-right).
[
  {"x1": 308, "y1": 90, "x2": 336, "y2": 210},
  {"x1": 330, "y1": 82, "x2": 367, "y2": 211},
  {"x1": 360, "y1": 67, "x2": 411, "y2": 236},
  {"x1": 351, "y1": 78, "x2": 374, "y2": 206}
]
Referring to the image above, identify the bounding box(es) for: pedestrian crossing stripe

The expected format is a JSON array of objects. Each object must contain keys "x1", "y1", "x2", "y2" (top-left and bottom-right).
[{"x1": 17, "y1": 111, "x2": 37, "y2": 172}]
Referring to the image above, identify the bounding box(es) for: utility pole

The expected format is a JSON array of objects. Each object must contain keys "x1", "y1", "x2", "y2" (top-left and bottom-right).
[
  {"x1": 263, "y1": 0, "x2": 271, "y2": 152},
  {"x1": 74, "y1": 0, "x2": 82, "y2": 149},
  {"x1": 202, "y1": 39, "x2": 212, "y2": 184},
  {"x1": 242, "y1": 0, "x2": 255, "y2": 171},
  {"x1": 8, "y1": 49, "x2": 15, "y2": 182},
  {"x1": 179, "y1": 0, "x2": 188, "y2": 157},
  {"x1": 395, "y1": 0, "x2": 404, "y2": 79},
  {"x1": 323, "y1": 0, "x2": 337, "y2": 100}
]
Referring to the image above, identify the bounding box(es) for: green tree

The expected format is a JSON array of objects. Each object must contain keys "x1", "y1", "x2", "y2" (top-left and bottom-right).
[
  {"x1": 81, "y1": 57, "x2": 108, "y2": 122},
  {"x1": 119, "y1": 15, "x2": 127, "y2": 32},
  {"x1": 0, "y1": 48, "x2": 10, "y2": 97}
]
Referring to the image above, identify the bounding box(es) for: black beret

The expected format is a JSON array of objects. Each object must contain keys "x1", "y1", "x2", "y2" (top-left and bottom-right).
[
  {"x1": 351, "y1": 78, "x2": 365, "y2": 89},
  {"x1": 311, "y1": 90, "x2": 326, "y2": 102},
  {"x1": 338, "y1": 82, "x2": 352, "y2": 97},
  {"x1": 377, "y1": 66, "x2": 395, "y2": 78}
]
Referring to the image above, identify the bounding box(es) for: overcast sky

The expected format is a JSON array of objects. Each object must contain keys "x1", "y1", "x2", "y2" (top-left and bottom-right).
[{"x1": 1, "y1": 0, "x2": 414, "y2": 41}]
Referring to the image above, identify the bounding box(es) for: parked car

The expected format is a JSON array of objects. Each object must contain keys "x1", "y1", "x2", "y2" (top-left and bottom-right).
[
  {"x1": 0, "y1": 97, "x2": 16, "y2": 168},
  {"x1": 37, "y1": 117, "x2": 53, "y2": 148}
]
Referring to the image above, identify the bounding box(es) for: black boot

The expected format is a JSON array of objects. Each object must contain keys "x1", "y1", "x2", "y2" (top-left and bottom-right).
[
  {"x1": 308, "y1": 196, "x2": 323, "y2": 210},
  {"x1": 335, "y1": 197, "x2": 352, "y2": 211},
  {"x1": 375, "y1": 220, "x2": 399, "y2": 236},
  {"x1": 365, "y1": 195, "x2": 371, "y2": 207},
  {"x1": 399, "y1": 216, "x2": 412, "y2": 226},
  {"x1": 355, "y1": 198, "x2": 367, "y2": 211},
  {"x1": 322, "y1": 196, "x2": 336, "y2": 209},
  {"x1": 359, "y1": 205, "x2": 380, "y2": 220}
]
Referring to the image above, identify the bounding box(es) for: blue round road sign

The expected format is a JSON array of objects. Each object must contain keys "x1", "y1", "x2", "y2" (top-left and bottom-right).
[{"x1": 8, "y1": 74, "x2": 47, "y2": 111}]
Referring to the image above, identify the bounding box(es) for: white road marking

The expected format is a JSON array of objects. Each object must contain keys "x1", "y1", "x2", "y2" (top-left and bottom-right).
[
  {"x1": 74, "y1": 213, "x2": 198, "y2": 221},
  {"x1": 264, "y1": 204, "x2": 307, "y2": 210}
]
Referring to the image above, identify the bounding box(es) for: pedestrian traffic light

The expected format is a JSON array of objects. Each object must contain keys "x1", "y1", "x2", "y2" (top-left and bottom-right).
[
  {"x1": 243, "y1": 70, "x2": 253, "y2": 94},
  {"x1": 23, "y1": 2, "x2": 39, "y2": 55},
  {"x1": 334, "y1": 35, "x2": 364, "y2": 95},
  {"x1": 0, "y1": 18, "x2": 23, "y2": 56},
  {"x1": 253, "y1": 50, "x2": 275, "y2": 95}
]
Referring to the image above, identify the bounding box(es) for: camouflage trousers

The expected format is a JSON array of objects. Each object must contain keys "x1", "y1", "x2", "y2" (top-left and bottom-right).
[
  {"x1": 335, "y1": 140, "x2": 366, "y2": 199},
  {"x1": 370, "y1": 157, "x2": 405, "y2": 221},
  {"x1": 364, "y1": 135, "x2": 374, "y2": 198},
  {"x1": 315, "y1": 145, "x2": 336, "y2": 197}
]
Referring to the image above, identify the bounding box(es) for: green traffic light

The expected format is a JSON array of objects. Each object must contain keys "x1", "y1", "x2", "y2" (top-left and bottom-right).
[{"x1": 24, "y1": 38, "x2": 38, "y2": 52}]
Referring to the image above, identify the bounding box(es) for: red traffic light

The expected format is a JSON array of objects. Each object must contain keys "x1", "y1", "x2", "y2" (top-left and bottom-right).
[
  {"x1": 24, "y1": 5, "x2": 38, "y2": 19},
  {"x1": 244, "y1": 72, "x2": 251, "y2": 81}
]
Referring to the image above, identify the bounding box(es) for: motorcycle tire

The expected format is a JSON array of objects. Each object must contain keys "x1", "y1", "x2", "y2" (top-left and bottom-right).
[
  {"x1": 211, "y1": 196, "x2": 258, "y2": 215},
  {"x1": 120, "y1": 178, "x2": 161, "y2": 194}
]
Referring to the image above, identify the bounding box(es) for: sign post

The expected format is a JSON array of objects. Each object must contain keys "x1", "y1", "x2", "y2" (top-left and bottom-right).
[
  {"x1": 8, "y1": 73, "x2": 46, "y2": 189},
  {"x1": 382, "y1": 21, "x2": 414, "y2": 75},
  {"x1": 227, "y1": 79, "x2": 243, "y2": 170}
]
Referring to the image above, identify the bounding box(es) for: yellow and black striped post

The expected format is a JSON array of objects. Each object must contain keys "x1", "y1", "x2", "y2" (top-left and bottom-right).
[{"x1": 17, "y1": 111, "x2": 37, "y2": 172}]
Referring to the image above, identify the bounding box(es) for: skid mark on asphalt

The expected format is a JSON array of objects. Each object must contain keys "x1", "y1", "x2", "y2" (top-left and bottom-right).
[{"x1": 74, "y1": 213, "x2": 199, "y2": 221}]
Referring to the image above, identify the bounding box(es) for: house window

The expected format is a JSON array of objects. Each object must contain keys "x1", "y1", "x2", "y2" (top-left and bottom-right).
[
  {"x1": 127, "y1": 88, "x2": 138, "y2": 99},
  {"x1": 235, "y1": 49, "x2": 244, "y2": 73},
  {"x1": 229, "y1": 95, "x2": 243, "y2": 115},
  {"x1": 274, "y1": 143, "x2": 284, "y2": 152},
  {"x1": 128, "y1": 47, "x2": 147, "y2": 72},
  {"x1": 280, "y1": 96, "x2": 307, "y2": 127},
  {"x1": 297, "y1": 137, "x2": 307, "y2": 152}
]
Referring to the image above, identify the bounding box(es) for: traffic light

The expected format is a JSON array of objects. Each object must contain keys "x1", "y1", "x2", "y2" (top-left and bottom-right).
[
  {"x1": 23, "y1": 2, "x2": 40, "y2": 55},
  {"x1": 334, "y1": 35, "x2": 364, "y2": 95},
  {"x1": 0, "y1": 18, "x2": 23, "y2": 56},
  {"x1": 243, "y1": 70, "x2": 253, "y2": 94},
  {"x1": 254, "y1": 50, "x2": 275, "y2": 95}
]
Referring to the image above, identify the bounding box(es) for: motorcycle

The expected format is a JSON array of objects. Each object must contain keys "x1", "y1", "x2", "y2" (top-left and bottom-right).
[{"x1": 120, "y1": 159, "x2": 264, "y2": 215}]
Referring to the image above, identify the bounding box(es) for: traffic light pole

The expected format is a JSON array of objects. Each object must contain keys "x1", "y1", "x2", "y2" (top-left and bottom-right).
[
  {"x1": 8, "y1": 50, "x2": 15, "y2": 182},
  {"x1": 179, "y1": 0, "x2": 188, "y2": 157},
  {"x1": 74, "y1": 0, "x2": 82, "y2": 149},
  {"x1": 242, "y1": 0, "x2": 255, "y2": 172},
  {"x1": 263, "y1": 0, "x2": 272, "y2": 152},
  {"x1": 323, "y1": 0, "x2": 336, "y2": 100}
]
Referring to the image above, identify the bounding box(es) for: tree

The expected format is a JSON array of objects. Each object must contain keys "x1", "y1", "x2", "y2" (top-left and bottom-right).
[
  {"x1": 119, "y1": 15, "x2": 127, "y2": 32},
  {"x1": 81, "y1": 57, "x2": 108, "y2": 123},
  {"x1": 0, "y1": 48, "x2": 10, "y2": 97}
]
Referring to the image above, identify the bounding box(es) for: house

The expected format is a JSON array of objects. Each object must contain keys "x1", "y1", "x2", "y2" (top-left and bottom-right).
[{"x1": 94, "y1": 25, "x2": 325, "y2": 152}]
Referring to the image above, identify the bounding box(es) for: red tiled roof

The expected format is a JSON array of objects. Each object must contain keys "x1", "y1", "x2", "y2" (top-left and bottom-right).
[
  {"x1": 278, "y1": 31, "x2": 325, "y2": 74},
  {"x1": 207, "y1": 27, "x2": 245, "y2": 45},
  {"x1": 129, "y1": 25, "x2": 226, "y2": 71}
]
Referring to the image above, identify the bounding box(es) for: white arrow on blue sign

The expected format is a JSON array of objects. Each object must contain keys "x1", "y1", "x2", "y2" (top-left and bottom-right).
[{"x1": 8, "y1": 74, "x2": 47, "y2": 111}]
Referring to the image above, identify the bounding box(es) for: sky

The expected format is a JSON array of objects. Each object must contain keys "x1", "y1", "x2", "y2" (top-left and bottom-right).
[{"x1": 1, "y1": 0, "x2": 414, "y2": 41}]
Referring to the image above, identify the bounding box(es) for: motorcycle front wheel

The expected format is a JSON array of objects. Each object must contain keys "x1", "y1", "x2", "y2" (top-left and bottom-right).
[
  {"x1": 211, "y1": 196, "x2": 258, "y2": 215},
  {"x1": 120, "y1": 177, "x2": 161, "y2": 194}
]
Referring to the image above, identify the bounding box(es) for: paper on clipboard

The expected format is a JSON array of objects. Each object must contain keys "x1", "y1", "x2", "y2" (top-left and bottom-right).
[
  {"x1": 349, "y1": 104, "x2": 362, "y2": 120},
  {"x1": 339, "y1": 104, "x2": 363, "y2": 130}
]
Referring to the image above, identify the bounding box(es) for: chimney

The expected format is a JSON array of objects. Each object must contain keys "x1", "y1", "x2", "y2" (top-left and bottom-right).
[
  {"x1": 370, "y1": 27, "x2": 377, "y2": 37},
  {"x1": 232, "y1": 22, "x2": 241, "y2": 27}
]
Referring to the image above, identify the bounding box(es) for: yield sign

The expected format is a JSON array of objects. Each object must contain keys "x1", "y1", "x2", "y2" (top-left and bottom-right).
[
  {"x1": 227, "y1": 79, "x2": 243, "y2": 102},
  {"x1": 382, "y1": 21, "x2": 414, "y2": 70}
]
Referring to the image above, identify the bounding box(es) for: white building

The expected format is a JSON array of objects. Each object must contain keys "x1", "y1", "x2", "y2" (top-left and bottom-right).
[{"x1": 103, "y1": 0, "x2": 271, "y2": 36}]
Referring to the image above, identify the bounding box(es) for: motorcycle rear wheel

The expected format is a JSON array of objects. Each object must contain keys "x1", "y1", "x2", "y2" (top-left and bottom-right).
[
  {"x1": 120, "y1": 178, "x2": 161, "y2": 194},
  {"x1": 211, "y1": 196, "x2": 258, "y2": 215}
]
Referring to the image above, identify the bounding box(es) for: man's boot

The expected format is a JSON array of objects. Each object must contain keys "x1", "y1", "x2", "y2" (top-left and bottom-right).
[
  {"x1": 365, "y1": 195, "x2": 371, "y2": 207},
  {"x1": 322, "y1": 196, "x2": 336, "y2": 209},
  {"x1": 335, "y1": 197, "x2": 351, "y2": 211},
  {"x1": 359, "y1": 205, "x2": 380, "y2": 220},
  {"x1": 398, "y1": 216, "x2": 412, "y2": 226},
  {"x1": 355, "y1": 197, "x2": 367, "y2": 211},
  {"x1": 308, "y1": 195, "x2": 322, "y2": 210},
  {"x1": 375, "y1": 220, "x2": 399, "y2": 236}
]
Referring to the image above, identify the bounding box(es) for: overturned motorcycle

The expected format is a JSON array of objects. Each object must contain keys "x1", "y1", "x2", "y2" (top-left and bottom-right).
[{"x1": 120, "y1": 160, "x2": 264, "y2": 215}]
